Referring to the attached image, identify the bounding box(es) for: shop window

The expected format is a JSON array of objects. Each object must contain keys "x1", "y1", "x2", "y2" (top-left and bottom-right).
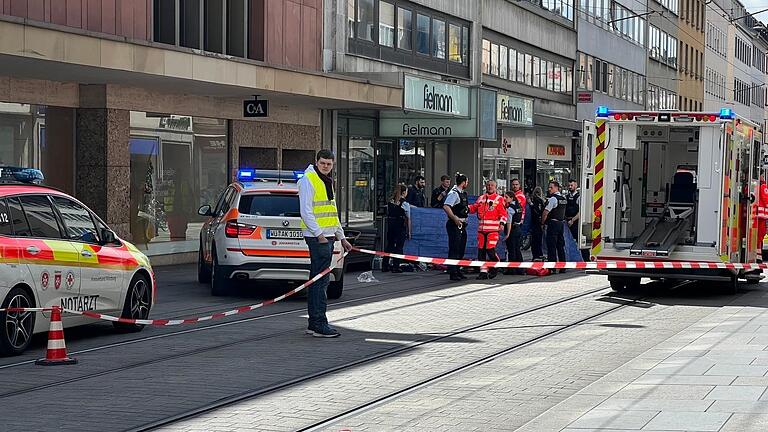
[
  {"x1": 0, "y1": 103, "x2": 74, "y2": 194},
  {"x1": 154, "y1": 0, "x2": 176, "y2": 45},
  {"x1": 432, "y1": 18, "x2": 446, "y2": 59},
  {"x1": 449, "y1": 23, "x2": 462, "y2": 62},
  {"x1": 180, "y1": 0, "x2": 201, "y2": 49},
  {"x1": 129, "y1": 113, "x2": 228, "y2": 255},
  {"x1": 357, "y1": 0, "x2": 375, "y2": 41},
  {"x1": 282, "y1": 150, "x2": 315, "y2": 171},
  {"x1": 379, "y1": 1, "x2": 395, "y2": 47},
  {"x1": 462, "y1": 27, "x2": 469, "y2": 65},
  {"x1": 348, "y1": 139, "x2": 375, "y2": 227},
  {"x1": 239, "y1": 147, "x2": 277, "y2": 170},
  {"x1": 416, "y1": 14, "x2": 430, "y2": 55},
  {"x1": 397, "y1": 7, "x2": 412, "y2": 50}
]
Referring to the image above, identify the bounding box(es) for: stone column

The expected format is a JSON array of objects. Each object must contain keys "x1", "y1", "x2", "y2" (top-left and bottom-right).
[{"x1": 76, "y1": 85, "x2": 131, "y2": 240}]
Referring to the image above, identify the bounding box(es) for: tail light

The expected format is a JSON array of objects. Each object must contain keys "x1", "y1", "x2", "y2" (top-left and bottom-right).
[
  {"x1": 593, "y1": 210, "x2": 602, "y2": 229},
  {"x1": 225, "y1": 220, "x2": 256, "y2": 238}
]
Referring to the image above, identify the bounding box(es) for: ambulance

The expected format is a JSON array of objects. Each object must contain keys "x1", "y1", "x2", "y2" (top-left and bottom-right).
[
  {"x1": 197, "y1": 169, "x2": 345, "y2": 297},
  {"x1": 580, "y1": 107, "x2": 766, "y2": 293},
  {"x1": 0, "y1": 167, "x2": 155, "y2": 356}
]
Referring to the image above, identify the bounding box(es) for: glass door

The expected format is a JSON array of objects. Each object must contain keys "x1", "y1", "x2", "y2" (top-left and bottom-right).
[{"x1": 348, "y1": 138, "x2": 375, "y2": 229}]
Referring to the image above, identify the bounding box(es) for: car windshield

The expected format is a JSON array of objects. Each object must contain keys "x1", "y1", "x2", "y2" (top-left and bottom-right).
[{"x1": 238, "y1": 194, "x2": 301, "y2": 217}]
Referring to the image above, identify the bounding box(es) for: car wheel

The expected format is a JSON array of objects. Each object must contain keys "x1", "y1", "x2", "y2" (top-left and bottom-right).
[
  {"x1": 0, "y1": 287, "x2": 36, "y2": 356},
  {"x1": 210, "y1": 247, "x2": 230, "y2": 297},
  {"x1": 327, "y1": 273, "x2": 344, "y2": 300},
  {"x1": 198, "y1": 244, "x2": 211, "y2": 283},
  {"x1": 113, "y1": 273, "x2": 152, "y2": 332},
  {"x1": 609, "y1": 277, "x2": 626, "y2": 292}
]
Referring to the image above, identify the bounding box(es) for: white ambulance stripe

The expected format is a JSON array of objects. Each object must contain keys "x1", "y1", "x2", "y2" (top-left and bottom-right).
[{"x1": 47, "y1": 339, "x2": 66, "y2": 350}]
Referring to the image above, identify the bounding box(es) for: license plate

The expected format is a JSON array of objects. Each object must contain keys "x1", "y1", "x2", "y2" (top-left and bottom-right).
[
  {"x1": 642, "y1": 251, "x2": 656, "y2": 257},
  {"x1": 267, "y1": 229, "x2": 303, "y2": 239}
]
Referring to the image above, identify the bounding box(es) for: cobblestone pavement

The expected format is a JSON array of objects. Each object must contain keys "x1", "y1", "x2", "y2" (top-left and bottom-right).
[{"x1": 0, "y1": 265, "x2": 604, "y2": 432}]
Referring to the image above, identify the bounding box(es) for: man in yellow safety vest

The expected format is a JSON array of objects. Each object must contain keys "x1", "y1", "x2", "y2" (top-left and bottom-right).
[{"x1": 299, "y1": 149, "x2": 353, "y2": 338}]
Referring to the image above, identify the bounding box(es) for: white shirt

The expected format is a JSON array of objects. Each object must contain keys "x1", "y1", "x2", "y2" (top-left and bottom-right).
[
  {"x1": 443, "y1": 186, "x2": 464, "y2": 207},
  {"x1": 544, "y1": 196, "x2": 559, "y2": 212},
  {"x1": 298, "y1": 164, "x2": 345, "y2": 240}
]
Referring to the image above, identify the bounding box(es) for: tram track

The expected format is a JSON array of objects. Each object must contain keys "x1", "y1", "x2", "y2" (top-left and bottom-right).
[
  {"x1": 0, "y1": 273, "x2": 462, "y2": 370},
  {"x1": 125, "y1": 283, "x2": 615, "y2": 432}
]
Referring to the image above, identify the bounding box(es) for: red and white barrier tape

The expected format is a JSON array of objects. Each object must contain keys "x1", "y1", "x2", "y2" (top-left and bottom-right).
[
  {"x1": 353, "y1": 247, "x2": 768, "y2": 271},
  {"x1": 0, "y1": 253, "x2": 348, "y2": 325}
]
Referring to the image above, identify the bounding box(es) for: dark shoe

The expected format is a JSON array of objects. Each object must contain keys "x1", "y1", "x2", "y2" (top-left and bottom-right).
[
  {"x1": 458, "y1": 273, "x2": 468, "y2": 279},
  {"x1": 488, "y1": 271, "x2": 498, "y2": 279},
  {"x1": 450, "y1": 274, "x2": 463, "y2": 281},
  {"x1": 559, "y1": 269, "x2": 567, "y2": 274},
  {"x1": 308, "y1": 327, "x2": 340, "y2": 338},
  {"x1": 391, "y1": 267, "x2": 403, "y2": 273},
  {"x1": 476, "y1": 273, "x2": 489, "y2": 280}
]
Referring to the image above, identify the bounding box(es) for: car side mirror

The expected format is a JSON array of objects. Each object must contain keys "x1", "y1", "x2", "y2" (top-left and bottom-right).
[
  {"x1": 198, "y1": 204, "x2": 213, "y2": 217},
  {"x1": 100, "y1": 228, "x2": 116, "y2": 245}
]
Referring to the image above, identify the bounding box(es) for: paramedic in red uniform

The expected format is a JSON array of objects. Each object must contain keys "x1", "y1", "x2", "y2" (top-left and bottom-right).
[
  {"x1": 759, "y1": 176, "x2": 768, "y2": 259},
  {"x1": 469, "y1": 180, "x2": 507, "y2": 279}
]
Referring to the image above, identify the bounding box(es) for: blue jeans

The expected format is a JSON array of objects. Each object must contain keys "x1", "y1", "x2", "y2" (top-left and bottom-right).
[{"x1": 305, "y1": 237, "x2": 335, "y2": 330}]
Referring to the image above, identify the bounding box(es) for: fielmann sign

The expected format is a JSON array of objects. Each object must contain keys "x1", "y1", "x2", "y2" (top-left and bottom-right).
[{"x1": 403, "y1": 75, "x2": 470, "y2": 117}]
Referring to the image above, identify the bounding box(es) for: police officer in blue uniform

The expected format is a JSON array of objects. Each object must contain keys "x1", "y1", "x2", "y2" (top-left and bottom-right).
[
  {"x1": 541, "y1": 181, "x2": 567, "y2": 272},
  {"x1": 443, "y1": 174, "x2": 469, "y2": 281}
]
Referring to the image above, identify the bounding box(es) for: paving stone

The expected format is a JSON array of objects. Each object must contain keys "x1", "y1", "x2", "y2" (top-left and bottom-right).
[
  {"x1": 567, "y1": 409, "x2": 658, "y2": 430},
  {"x1": 596, "y1": 398, "x2": 713, "y2": 412},
  {"x1": 610, "y1": 384, "x2": 714, "y2": 400},
  {"x1": 705, "y1": 364, "x2": 768, "y2": 377},
  {"x1": 708, "y1": 400, "x2": 768, "y2": 413},
  {"x1": 719, "y1": 413, "x2": 768, "y2": 431},
  {"x1": 705, "y1": 385, "x2": 767, "y2": 401},
  {"x1": 642, "y1": 411, "x2": 730, "y2": 431}
]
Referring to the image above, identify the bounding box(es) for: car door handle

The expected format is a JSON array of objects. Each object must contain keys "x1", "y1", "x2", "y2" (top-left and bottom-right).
[
  {"x1": 26, "y1": 246, "x2": 40, "y2": 255},
  {"x1": 81, "y1": 250, "x2": 93, "y2": 258}
]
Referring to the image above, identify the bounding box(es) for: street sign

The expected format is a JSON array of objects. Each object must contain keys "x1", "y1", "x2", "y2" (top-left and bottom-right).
[
  {"x1": 577, "y1": 92, "x2": 593, "y2": 103},
  {"x1": 244, "y1": 97, "x2": 269, "y2": 118}
]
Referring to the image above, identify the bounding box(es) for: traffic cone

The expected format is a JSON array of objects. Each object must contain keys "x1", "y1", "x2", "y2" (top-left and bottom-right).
[{"x1": 36, "y1": 306, "x2": 77, "y2": 366}]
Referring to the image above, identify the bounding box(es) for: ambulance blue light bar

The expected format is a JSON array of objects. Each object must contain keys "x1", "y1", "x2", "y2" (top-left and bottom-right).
[
  {"x1": 596, "y1": 106, "x2": 609, "y2": 117},
  {"x1": 719, "y1": 108, "x2": 735, "y2": 119},
  {"x1": 0, "y1": 167, "x2": 44, "y2": 184}
]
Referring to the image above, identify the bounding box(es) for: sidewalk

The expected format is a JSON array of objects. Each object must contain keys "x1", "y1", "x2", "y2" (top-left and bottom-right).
[{"x1": 517, "y1": 284, "x2": 768, "y2": 432}]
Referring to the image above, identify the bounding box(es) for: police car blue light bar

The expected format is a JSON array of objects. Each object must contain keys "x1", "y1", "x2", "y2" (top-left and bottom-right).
[
  {"x1": 293, "y1": 171, "x2": 305, "y2": 180},
  {"x1": 719, "y1": 108, "x2": 735, "y2": 119},
  {"x1": 596, "y1": 106, "x2": 610, "y2": 117},
  {"x1": 237, "y1": 168, "x2": 256, "y2": 182},
  {"x1": 0, "y1": 167, "x2": 44, "y2": 184}
]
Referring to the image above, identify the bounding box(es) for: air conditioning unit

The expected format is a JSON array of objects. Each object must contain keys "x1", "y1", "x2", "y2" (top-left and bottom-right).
[{"x1": 638, "y1": 126, "x2": 669, "y2": 142}]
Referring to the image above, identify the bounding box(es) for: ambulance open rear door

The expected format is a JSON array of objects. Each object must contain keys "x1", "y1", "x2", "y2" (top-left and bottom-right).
[{"x1": 579, "y1": 120, "x2": 595, "y2": 253}]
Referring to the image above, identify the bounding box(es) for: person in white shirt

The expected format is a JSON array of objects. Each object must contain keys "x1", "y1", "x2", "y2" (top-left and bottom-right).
[{"x1": 298, "y1": 150, "x2": 352, "y2": 338}]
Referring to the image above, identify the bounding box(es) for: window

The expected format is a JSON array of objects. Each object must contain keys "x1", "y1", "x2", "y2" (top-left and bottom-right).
[
  {"x1": 482, "y1": 39, "x2": 491, "y2": 74},
  {"x1": 532, "y1": 56, "x2": 541, "y2": 87},
  {"x1": 649, "y1": 25, "x2": 677, "y2": 68},
  {"x1": 449, "y1": 23, "x2": 462, "y2": 63},
  {"x1": 204, "y1": 0, "x2": 224, "y2": 53},
  {"x1": 0, "y1": 199, "x2": 11, "y2": 236},
  {"x1": 510, "y1": 48, "x2": 518, "y2": 81},
  {"x1": 7, "y1": 198, "x2": 30, "y2": 237},
  {"x1": 517, "y1": 52, "x2": 525, "y2": 83},
  {"x1": 357, "y1": 0, "x2": 375, "y2": 41},
  {"x1": 432, "y1": 19, "x2": 446, "y2": 59},
  {"x1": 735, "y1": 36, "x2": 752, "y2": 66},
  {"x1": 521, "y1": 0, "x2": 574, "y2": 21},
  {"x1": 379, "y1": 1, "x2": 395, "y2": 47},
  {"x1": 226, "y1": 0, "x2": 246, "y2": 57},
  {"x1": 51, "y1": 197, "x2": 99, "y2": 243},
  {"x1": 348, "y1": 0, "x2": 356, "y2": 38},
  {"x1": 179, "y1": 0, "x2": 201, "y2": 49},
  {"x1": 490, "y1": 43, "x2": 499, "y2": 76},
  {"x1": 18, "y1": 196, "x2": 61, "y2": 239},
  {"x1": 416, "y1": 14, "x2": 430, "y2": 55},
  {"x1": 462, "y1": 27, "x2": 469, "y2": 65},
  {"x1": 238, "y1": 195, "x2": 301, "y2": 217},
  {"x1": 154, "y1": 0, "x2": 176, "y2": 45},
  {"x1": 397, "y1": 7, "x2": 412, "y2": 50},
  {"x1": 524, "y1": 53, "x2": 533, "y2": 85},
  {"x1": 499, "y1": 45, "x2": 508, "y2": 79},
  {"x1": 654, "y1": 0, "x2": 679, "y2": 15}
]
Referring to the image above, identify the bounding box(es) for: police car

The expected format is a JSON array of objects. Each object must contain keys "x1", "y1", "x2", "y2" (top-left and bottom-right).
[
  {"x1": 0, "y1": 168, "x2": 155, "y2": 356},
  {"x1": 197, "y1": 169, "x2": 345, "y2": 297}
]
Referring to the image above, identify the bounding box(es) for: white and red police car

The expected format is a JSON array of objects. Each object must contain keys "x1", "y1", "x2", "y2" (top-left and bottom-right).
[
  {"x1": 0, "y1": 167, "x2": 155, "y2": 356},
  {"x1": 197, "y1": 169, "x2": 345, "y2": 297}
]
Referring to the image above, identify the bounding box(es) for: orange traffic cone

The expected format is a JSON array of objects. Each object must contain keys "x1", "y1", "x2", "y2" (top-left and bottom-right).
[{"x1": 36, "y1": 306, "x2": 77, "y2": 366}]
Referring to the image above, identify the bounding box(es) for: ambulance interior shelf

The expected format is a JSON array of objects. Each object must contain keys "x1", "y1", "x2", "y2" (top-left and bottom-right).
[{"x1": 630, "y1": 170, "x2": 697, "y2": 257}]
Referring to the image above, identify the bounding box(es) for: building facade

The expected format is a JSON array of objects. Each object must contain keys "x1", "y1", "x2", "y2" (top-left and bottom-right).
[
  {"x1": 647, "y1": 0, "x2": 680, "y2": 110},
  {"x1": 676, "y1": 0, "x2": 705, "y2": 111},
  {"x1": 0, "y1": 1, "x2": 400, "y2": 264}
]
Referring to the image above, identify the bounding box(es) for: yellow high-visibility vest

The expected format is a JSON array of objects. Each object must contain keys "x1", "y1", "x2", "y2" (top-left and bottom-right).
[{"x1": 301, "y1": 170, "x2": 341, "y2": 229}]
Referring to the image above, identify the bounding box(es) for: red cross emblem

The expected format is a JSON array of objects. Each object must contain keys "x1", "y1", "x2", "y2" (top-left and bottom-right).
[
  {"x1": 54, "y1": 273, "x2": 62, "y2": 290},
  {"x1": 66, "y1": 272, "x2": 75, "y2": 289},
  {"x1": 41, "y1": 272, "x2": 49, "y2": 290}
]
